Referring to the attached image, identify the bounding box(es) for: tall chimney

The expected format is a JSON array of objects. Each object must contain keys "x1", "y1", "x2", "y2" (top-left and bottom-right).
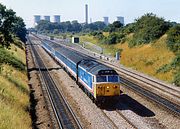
[{"x1": 85, "y1": 4, "x2": 88, "y2": 24}]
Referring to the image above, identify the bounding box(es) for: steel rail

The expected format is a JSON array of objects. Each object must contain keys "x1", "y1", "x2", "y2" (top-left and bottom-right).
[
  {"x1": 100, "y1": 110, "x2": 119, "y2": 129},
  {"x1": 121, "y1": 78, "x2": 180, "y2": 117},
  {"x1": 28, "y1": 36, "x2": 83, "y2": 129},
  {"x1": 116, "y1": 110, "x2": 138, "y2": 129}
]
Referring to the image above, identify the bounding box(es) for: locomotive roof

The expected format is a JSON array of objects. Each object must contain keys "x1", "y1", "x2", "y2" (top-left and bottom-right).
[
  {"x1": 42, "y1": 39, "x2": 118, "y2": 75},
  {"x1": 79, "y1": 60, "x2": 117, "y2": 75}
]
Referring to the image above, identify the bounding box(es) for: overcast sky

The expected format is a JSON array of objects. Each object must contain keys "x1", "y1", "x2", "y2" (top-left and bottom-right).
[{"x1": 0, "y1": 0, "x2": 179, "y2": 28}]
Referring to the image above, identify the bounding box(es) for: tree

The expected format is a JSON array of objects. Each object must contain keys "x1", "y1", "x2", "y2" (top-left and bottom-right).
[
  {"x1": 0, "y1": 3, "x2": 27, "y2": 47},
  {"x1": 123, "y1": 23, "x2": 136, "y2": 34},
  {"x1": 106, "y1": 21, "x2": 123, "y2": 32},
  {"x1": 71, "y1": 20, "x2": 82, "y2": 32},
  {"x1": 105, "y1": 33, "x2": 117, "y2": 44},
  {"x1": 129, "y1": 13, "x2": 171, "y2": 47},
  {"x1": 0, "y1": 4, "x2": 16, "y2": 47},
  {"x1": 167, "y1": 24, "x2": 180, "y2": 53},
  {"x1": 12, "y1": 17, "x2": 27, "y2": 42},
  {"x1": 112, "y1": 21, "x2": 123, "y2": 28}
]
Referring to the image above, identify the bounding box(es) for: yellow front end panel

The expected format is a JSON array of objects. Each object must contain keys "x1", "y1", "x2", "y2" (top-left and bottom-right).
[{"x1": 94, "y1": 83, "x2": 120, "y2": 97}]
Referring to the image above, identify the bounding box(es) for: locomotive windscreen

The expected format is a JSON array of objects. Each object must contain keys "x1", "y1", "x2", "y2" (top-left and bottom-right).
[{"x1": 98, "y1": 70, "x2": 118, "y2": 75}]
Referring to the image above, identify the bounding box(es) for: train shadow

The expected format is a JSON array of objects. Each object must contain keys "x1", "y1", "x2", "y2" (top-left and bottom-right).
[
  {"x1": 28, "y1": 67, "x2": 62, "y2": 72},
  {"x1": 102, "y1": 94, "x2": 155, "y2": 117}
]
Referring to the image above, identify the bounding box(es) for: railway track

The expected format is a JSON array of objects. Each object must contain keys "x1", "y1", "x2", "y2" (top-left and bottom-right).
[
  {"x1": 32, "y1": 34, "x2": 180, "y2": 116},
  {"x1": 99, "y1": 109, "x2": 137, "y2": 129},
  {"x1": 116, "y1": 110, "x2": 138, "y2": 129},
  {"x1": 121, "y1": 78, "x2": 180, "y2": 116},
  {"x1": 28, "y1": 36, "x2": 82, "y2": 129},
  {"x1": 100, "y1": 110, "x2": 119, "y2": 129}
]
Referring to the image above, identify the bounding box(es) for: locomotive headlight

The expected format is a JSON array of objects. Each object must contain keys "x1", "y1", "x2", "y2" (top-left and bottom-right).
[
  {"x1": 113, "y1": 86, "x2": 118, "y2": 89},
  {"x1": 106, "y1": 86, "x2": 109, "y2": 89}
]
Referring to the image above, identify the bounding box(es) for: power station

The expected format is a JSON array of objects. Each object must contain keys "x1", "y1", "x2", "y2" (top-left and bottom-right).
[
  {"x1": 103, "y1": 17, "x2": 109, "y2": 25},
  {"x1": 53, "y1": 15, "x2": 61, "y2": 23},
  {"x1": 43, "y1": 16, "x2": 50, "y2": 22},
  {"x1": 33, "y1": 5, "x2": 125, "y2": 27},
  {"x1": 33, "y1": 15, "x2": 61, "y2": 26},
  {"x1": 34, "y1": 15, "x2": 41, "y2": 26},
  {"x1": 117, "y1": 16, "x2": 124, "y2": 25}
]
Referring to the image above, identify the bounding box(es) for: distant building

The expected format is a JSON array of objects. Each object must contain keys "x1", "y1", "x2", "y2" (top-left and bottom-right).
[
  {"x1": 44, "y1": 16, "x2": 50, "y2": 22},
  {"x1": 85, "y1": 4, "x2": 88, "y2": 24},
  {"x1": 34, "y1": 15, "x2": 41, "y2": 26},
  {"x1": 103, "y1": 17, "x2": 109, "y2": 25},
  {"x1": 117, "y1": 16, "x2": 124, "y2": 25},
  {"x1": 72, "y1": 37, "x2": 79, "y2": 43},
  {"x1": 53, "y1": 15, "x2": 61, "y2": 23}
]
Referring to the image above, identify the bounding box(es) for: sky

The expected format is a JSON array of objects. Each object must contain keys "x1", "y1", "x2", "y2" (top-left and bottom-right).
[{"x1": 0, "y1": 0, "x2": 179, "y2": 28}]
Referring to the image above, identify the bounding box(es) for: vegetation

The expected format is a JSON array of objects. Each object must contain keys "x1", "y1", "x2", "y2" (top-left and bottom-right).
[
  {"x1": 0, "y1": 44, "x2": 31, "y2": 129},
  {"x1": 166, "y1": 24, "x2": 180, "y2": 53},
  {"x1": 0, "y1": 3, "x2": 31, "y2": 128},
  {"x1": 80, "y1": 22, "x2": 179, "y2": 86},
  {"x1": 81, "y1": 34, "x2": 175, "y2": 83},
  {"x1": 157, "y1": 54, "x2": 180, "y2": 86},
  {"x1": 128, "y1": 13, "x2": 171, "y2": 47},
  {"x1": 36, "y1": 20, "x2": 106, "y2": 34},
  {"x1": 0, "y1": 48, "x2": 26, "y2": 71},
  {"x1": 0, "y1": 3, "x2": 27, "y2": 48}
]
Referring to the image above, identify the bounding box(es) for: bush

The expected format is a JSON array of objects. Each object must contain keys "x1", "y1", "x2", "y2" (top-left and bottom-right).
[
  {"x1": 116, "y1": 33, "x2": 125, "y2": 43},
  {"x1": 13, "y1": 39, "x2": 24, "y2": 49},
  {"x1": 157, "y1": 54, "x2": 180, "y2": 86},
  {"x1": 104, "y1": 33, "x2": 117, "y2": 44},
  {"x1": 95, "y1": 32, "x2": 104, "y2": 40},
  {"x1": 173, "y1": 72, "x2": 180, "y2": 86},
  {"x1": 123, "y1": 23, "x2": 136, "y2": 34},
  {"x1": 166, "y1": 24, "x2": 180, "y2": 53},
  {"x1": 129, "y1": 13, "x2": 171, "y2": 47},
  {"x1": 0, "y1": 48, "x2": 25, "y2": 71},
  {"x1": 103, "y1": 32, "x2": 125, "y2": 44},
  {"x1": 157, "y1": 55, "x2": 180, "y2": 72}
]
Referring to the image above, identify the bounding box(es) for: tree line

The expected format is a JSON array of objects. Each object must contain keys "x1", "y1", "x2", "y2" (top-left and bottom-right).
[
  {"x1": 35, "y1": 12, "x2": 179, "y2": 54},
  {"x1": 0, "y1": 3, "x2": 27, "y2": 48},
  {"x1": 35, "y1": 20, "x2": 106, "y2": 34}
]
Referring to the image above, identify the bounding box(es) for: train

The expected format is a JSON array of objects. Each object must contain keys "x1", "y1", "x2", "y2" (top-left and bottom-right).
[{"x1": 41, "y1": 39, "x2": 121, "y2": 105}]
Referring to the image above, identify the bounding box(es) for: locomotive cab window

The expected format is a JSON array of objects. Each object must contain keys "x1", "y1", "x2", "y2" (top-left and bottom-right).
[
  {"x1": 96, "y1": 76, "x2": 107, "y2": 82},
  {"x1": 108, "y1": 75, "x2": 119, "y2": 82}
]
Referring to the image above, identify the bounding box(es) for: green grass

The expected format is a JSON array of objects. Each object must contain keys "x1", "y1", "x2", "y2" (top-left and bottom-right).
[
  {"x1": 0, "y1": 43, "x2": 31, "y2": 129},
  {"x1": 80, "y1": 34, "x2": 175, "y2": 83},
  {"x1": 80, "y1": 35, "x2": 121, "y2": 56},
  {"x1": 0, "y1": 46, "x2": 26, "y2": 71}
]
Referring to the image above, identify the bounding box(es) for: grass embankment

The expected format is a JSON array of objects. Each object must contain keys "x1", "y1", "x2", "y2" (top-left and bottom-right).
[
  {"x1": 0, "y1": 44, "x2": 31, "y2": 129},
  {"x1": 80, "y1": 35, "x2": 120, "y2": 55},
  {"x1": 80, "y1": 34, "x2": 175, "y2": 83}
]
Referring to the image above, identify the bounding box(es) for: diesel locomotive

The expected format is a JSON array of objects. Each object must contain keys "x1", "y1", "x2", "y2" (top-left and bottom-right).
[{"x1": 42, "y1": 39, "x2": 121, "y2": 104}]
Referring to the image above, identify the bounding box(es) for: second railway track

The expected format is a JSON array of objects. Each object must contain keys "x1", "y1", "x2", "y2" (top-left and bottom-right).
[{"x1": 28, "y1": 36, "x2": 82, "y2": 129}]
